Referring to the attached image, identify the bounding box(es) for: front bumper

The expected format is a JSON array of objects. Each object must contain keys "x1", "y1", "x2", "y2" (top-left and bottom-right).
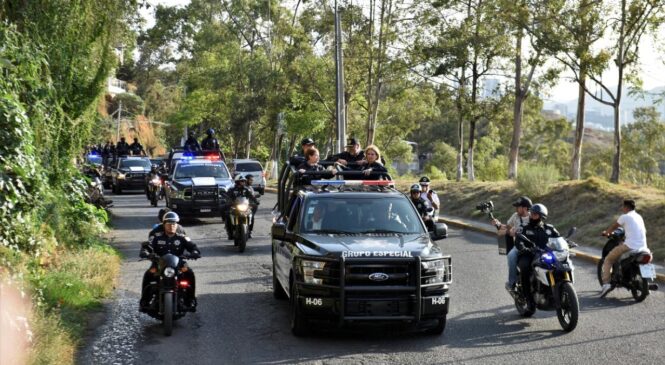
[
  {"x1": 116, "y1": 176, "x2": 148, "y2": 190},
  {"x1": 169, "y1": 199, "x2": 224, "y2": 217}
]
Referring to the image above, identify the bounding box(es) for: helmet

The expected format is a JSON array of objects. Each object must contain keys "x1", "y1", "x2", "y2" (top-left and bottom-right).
[
  {"x1": 300, "y1": 138, "x2": 315, "y2": 146},
  {"x1": 419, "y1": 176, "x2": 431, "y2": 185},
  {"x1": 163, "y1": 211, "x2": 180, "y2": 223},
  {"x1": 235, "y1": 174, "x2": 247, "y2": 183},
  {"x1": 530, "y1": 203, "x2": 548, "y2": 219},
  {"x1": 207, "y1": 128, "x2": 215, "y2": 136},
  {"x1": 512, "y1": 196, "x2": 533, "y2": 208},
  {"x1": 410, "y1": 184, "x2": 422, "y2": 193}
]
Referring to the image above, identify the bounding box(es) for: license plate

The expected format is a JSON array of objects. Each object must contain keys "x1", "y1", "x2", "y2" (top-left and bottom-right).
[
  {"x1": 640, "y1": 264, "x2": 656, "y2": 279},
  {"x1": 200, "y1": 208, "x2": 211, "y2": 213}
]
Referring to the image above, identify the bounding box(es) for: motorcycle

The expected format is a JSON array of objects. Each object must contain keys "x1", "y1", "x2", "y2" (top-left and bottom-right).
[
  {"x1": 596, "y1": 228, "x2": 658, "y2": 302},
  {"x1": 146, "y1": 174, "x2": 163, "y2": 207},
  {"x1": 226, "y1": 196, "x2": 252, "y2": 252},
  {"x1": 513, "y1": 228, "x2": 580, "y2": 332},
  {"x1": 84, "y1": 168, "x2": 113, "y2": 209},
  {"x1": 141, "y1": 253, "x2": 198, "y2": 336}
]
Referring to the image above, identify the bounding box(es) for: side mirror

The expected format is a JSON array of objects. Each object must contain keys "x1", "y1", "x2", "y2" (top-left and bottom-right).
[
  {"x1": 272, "y1": 222, "x2": 287, "y2": 240},
  {"x1": 430, "y1": 222, "x2": 448, "y2": 241}
]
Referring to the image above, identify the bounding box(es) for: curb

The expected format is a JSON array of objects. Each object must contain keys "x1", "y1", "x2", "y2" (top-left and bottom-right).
[{"x1": 439, "y1": 217, "x2": 665, "y2": 284}]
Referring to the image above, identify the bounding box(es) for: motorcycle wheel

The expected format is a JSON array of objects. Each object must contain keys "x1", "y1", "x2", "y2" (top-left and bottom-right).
[
  {"x1": 630, "y1": 271, "x2": 649, "y2": 302},
  {"x1": 151, "y1": 191, "x2": 158, "y2": 207},
  {"x1": 163, "y1": 292, "x2": 173, "y2": 336},
  {"x1": 514, "y1": 290, "x2": 535, "y2": 317},
  {"x1": 235, "y1": 223, "x2": 247, "y2": 252},
  {"x1": 556, "y1": 282, "x2": 579, "y2": 332},
  {"x1": 289, "y1": 281, "x2": 309, "y2": 336}
]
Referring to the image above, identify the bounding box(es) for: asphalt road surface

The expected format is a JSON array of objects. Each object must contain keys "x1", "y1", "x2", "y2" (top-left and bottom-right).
[{"x1": 80, "y1": 191, "x2": 665, "y2": 365}]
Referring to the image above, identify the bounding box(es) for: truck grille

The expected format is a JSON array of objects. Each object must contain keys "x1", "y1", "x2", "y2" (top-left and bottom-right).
[
  {"x1": 345, "y1": 262, "x2": 413, "y2": 286},
  {"x1": 193, "y1": 187, "x2": 218, "y2": 200}
]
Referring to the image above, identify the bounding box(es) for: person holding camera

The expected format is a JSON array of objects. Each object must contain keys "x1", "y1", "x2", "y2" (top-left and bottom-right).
[
  {"x1": 490, "y1": 196, "x2": 532, "y2": 293},
  {"x1": 419, "y1": 176, "x2": 439, "y2": 219}
]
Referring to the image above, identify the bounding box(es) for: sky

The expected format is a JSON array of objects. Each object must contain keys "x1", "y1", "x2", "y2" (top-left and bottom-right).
[{"x1": 142, "y1": 0, "x2": 665, "y2": 102}]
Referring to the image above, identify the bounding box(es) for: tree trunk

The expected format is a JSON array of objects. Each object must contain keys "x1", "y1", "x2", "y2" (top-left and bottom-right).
[
  {"x1": 456, "y1": 69, "x2": 466, "y2": 181},
  {"x1": 610, "y1": 104, "x2": 621, "y2": 183},
  {"x1": 508, "y1": 33, "x2": 523, "y2": 180},
  {"x1": 571, "y1": 71, "x2": 586, "y2": 180},
  {"x1": 245, "y1": 120, "x2": 252, "y2": 159}
]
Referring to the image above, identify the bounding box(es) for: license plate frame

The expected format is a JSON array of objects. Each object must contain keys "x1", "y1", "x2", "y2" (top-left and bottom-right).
[{"x1": 639, "y1": 264, "x2": 656, "y2": 279}]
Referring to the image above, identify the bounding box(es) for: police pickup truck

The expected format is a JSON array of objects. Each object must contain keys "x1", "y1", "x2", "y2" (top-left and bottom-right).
[
  {"x1": 164, "y1": 156, "x2": 233, "y2": 218},
  {"x1": 271, "y1": 166, "x2": 451, "y2": 336},
  {"x1": 110, "y1": 156, "x2": 152, "y2": 194}
]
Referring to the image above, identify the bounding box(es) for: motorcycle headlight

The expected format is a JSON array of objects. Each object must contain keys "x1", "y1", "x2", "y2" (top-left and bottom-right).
[
  {"x1": 237, "y1": 203, "x2": 249, "y2": 212},
  {"x1": 422, "y1": 259, "x2": 446, "y2": 284},
  {"x1": 164, "y1": 267, "x2": 176, "y2": 278},
  {"x1": 151, "y1": 177, "x2": 161, "y2": 184},
  {"x1": 553, "y1": 250, "x2": 569, "y2": 262},
  {"x1": 300, "y1": 259, "x2": 325, "y2": 285}
]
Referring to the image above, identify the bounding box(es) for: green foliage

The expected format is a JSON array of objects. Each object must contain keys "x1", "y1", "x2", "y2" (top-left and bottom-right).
[
  {"x1": 385, "y1": 141, "x2": 414, "y2": 163},
  {"x1": 424, "y1": 165, "x2": 447, "y2": 181},
  {"x1": 108, "y1": 92, "x2": 145, "y2": 117},
  {"x1": 427, "y1": 142, "x2": 458, "y2": 179},
  {"x1": 517, "y1": 162, "x2": 561, "y2": 198}
]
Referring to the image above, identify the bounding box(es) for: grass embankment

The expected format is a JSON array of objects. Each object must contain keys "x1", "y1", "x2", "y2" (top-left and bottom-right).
[
  {"x1": 410, "y1": 177, "x2": 665, "y2": 263},
  {"x1": 1, "y1": 242, "x2": 120, "y2": 365}
]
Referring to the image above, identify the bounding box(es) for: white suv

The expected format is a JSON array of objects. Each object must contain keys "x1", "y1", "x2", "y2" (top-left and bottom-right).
[{"x1": 231, "y1": 159, "x2": 266, "y2": 195}]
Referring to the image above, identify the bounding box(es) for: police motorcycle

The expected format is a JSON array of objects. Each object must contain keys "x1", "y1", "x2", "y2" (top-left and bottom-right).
[
  {"x1": 226, "y1": 194, "x2": 252, "y2": 252},
  {"x1": 513, "y1": 228, "x2": 580, "y2": 332},
  {"x1": 82, "y1": 162, "x2": 112, "y2": 209},
  {"x1": 596, "y1": 228, "x2": 658, "y2": 302},
  {"x1": 140, "y1": 251, "x2": 199, "y2": 336},
  {"x1": 146, "y1": 167, "x2": 163, "y2": 207}
]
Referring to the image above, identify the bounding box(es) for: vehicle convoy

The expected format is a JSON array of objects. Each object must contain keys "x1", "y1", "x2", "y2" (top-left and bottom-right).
[
  {"x1": 271, "y1": 163, "x2": 451, "y2": 336},
  {"x1": 163, "y1": 157, "x2": 233, "y2": 218},
  {"x1": 597, "y1": 228, "x2": 658, "y2": 302},
  {"x1": 513, "y1": 230, "x2": 580, "y2": 332},
  {"x1": 110, "y1": 156, "x2": 153, "y2": 194}
]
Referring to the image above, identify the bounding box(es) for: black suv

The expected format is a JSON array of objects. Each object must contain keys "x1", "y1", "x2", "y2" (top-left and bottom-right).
[
  {"x1": 271, "y1": 164, "x2": 451, "y2": 336},
  {"x1": 164, "y1": 157, "x2": 234, "y2": 218},
  {"x1": 110, "y1": 156, "x2": 152, "y2": 194}
]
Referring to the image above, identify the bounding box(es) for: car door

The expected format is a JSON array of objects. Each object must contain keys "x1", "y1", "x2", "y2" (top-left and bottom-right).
[{"x1": 275, "y1": 195, "x2": 302, "y2": 290}]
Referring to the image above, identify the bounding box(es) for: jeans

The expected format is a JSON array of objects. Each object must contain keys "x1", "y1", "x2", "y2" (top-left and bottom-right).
[
  {"x1": 507, "y1": 246, "x2": 519, "y2": 286},
  {"x1": 601, "y1": 243, "x2": 631, "y2": 284}
]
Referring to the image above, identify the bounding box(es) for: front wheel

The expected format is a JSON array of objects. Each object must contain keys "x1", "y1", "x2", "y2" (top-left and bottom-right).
[
  {"x1": 630, "y1": 271, "x2": 649, "y2": 302},
  {"x1": 235, "y1": 223, "x2": 247, "y2": 252},
  {"x1": 289, "y1": 282, "x2": 309, "y2": 336},
  {"x1": 556, "y1": 282, "x2": 579, "y2": 332},
  {"x1": 163, "y1": 292, "x2": 173, "y2": 336},
  {"x1": 150, "y1": 190, "x2": 158, "y2": 207},
  {"x1": 424, "y1": 316, "x2": 446, "y2": 335}
]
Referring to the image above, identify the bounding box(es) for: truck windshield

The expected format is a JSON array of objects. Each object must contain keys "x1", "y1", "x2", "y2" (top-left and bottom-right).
[
  {"x1": 235, "y1": 162, "x2": 263, "y2": 172},
  {"x1": 301, "y1": 196, "x2": 425, "y2": 234},
  {"x1": 119, "y1": 159, "x2": 151, "y2": 169},
  {"x1": 174, "y1": 164, "x2": 229, "y2": 179}
]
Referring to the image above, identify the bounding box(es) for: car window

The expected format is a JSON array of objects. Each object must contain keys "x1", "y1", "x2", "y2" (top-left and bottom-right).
[
  {"x1": 234, "y1": 162, "x2": 263, "y2": 172},
  {"x1": 174, "y1": 164, "x2": 229, "y2": 179},
  {"x1": 301, "y1": 196, "x2": 424, "y2": 234},
  {"x1": 287, "y1": 196, "x2": 301, "y2": 231},
  {"x1": 120, "y1": 159, "x2": 151, "y2": 169}
]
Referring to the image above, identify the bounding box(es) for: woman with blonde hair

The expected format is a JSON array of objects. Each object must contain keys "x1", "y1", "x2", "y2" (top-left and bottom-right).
[{"x1": 362, "y1": 144, "x2": 387, "y2": 179}]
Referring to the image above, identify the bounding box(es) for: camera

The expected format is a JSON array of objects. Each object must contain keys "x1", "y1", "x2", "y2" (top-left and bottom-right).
[{"x1": 476, "y1": 201, "x2": 494, "y2": 213}]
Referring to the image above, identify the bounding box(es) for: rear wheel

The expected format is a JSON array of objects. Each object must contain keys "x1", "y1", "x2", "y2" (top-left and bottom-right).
[
  {"x1": 514, "y1": 284, "x2": 535, "y2": 318},
  {"x1": 556, "y1": 282, "x2": 579, "y2": 332},
  {"x1": 630, "y1": 271, "x2": 649, "y2": 302},
  {"x1": 163, "y1": 292, "x2": 173, "y2": 336}
]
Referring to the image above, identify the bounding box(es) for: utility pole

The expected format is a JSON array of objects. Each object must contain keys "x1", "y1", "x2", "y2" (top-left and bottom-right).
[
  {"x1": 116, "y1": 100, "x2": 123, "y2": 142},
  {"x1": 334, "y1": 0, "x2": 346, "y2": 154}
]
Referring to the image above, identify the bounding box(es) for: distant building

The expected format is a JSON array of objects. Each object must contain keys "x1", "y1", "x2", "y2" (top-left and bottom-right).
[{"x1": 482, "y1": 78, "x2": 501, "y2": 99}]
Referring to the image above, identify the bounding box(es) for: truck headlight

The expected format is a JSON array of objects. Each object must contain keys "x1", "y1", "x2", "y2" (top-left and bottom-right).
[
  {"x1": 117, "y1": 173, "x2": 126, "y2": 180},
  {"x1": 301, "y1": 259, "x2": 325, "y2": 285},
  {"x1": 422, "y1": 259, "x2": 446, "y2": 284}
]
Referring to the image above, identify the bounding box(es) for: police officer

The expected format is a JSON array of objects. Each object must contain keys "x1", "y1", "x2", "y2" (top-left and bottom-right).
[
  {"x1": 139, "y1": 212, "x2": 200, "y2": 312},
  {"x1": 289, "y1": 138, "x2": 316, "y2": 166},
  {"x1": 129, "y1": 137, "x2": 145, "y2": 156},
  {"x1": 419, "y1": 176, "x2": 440, "y2": 218},
  {"x1": 183, "y1": 131, "x2": 201, "y2": 152},
  {"x1": 245, "y1": 174, "x2": 260, "y2": 236},
  {"x1": 328, "y1": 138, "x2": 365, "y2": 169},
  {"x1": 225, "y1": 175, "x2": 260, "y2": 239},
  {"x1": 515, "y1": 203, "x2": 560, "y2": 299},
  {"x1": 116, "y1": 137, "x2": 130, "y2": 156},
  {"x1": 409, "y1": 184, "x2": 434, "y2": 231},
  {"x1": 201, "y1": 128, "x2": 220, "y2": 151}
]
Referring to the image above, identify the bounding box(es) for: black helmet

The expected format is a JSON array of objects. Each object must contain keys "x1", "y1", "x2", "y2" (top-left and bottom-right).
[
  {"x1": 207, "y1": 128, "x2": 215, "y2": 136},
  {"x1": 300, "y1": 138, "x2": 315, "y2": 146},
  {"x1": 530, "y1": 203, "x2": 548, "y2": 219},
  {"x1": 512, "y1": 196, "x2": 533, "y2": 208},
  {"x1": 134, "y1": 137, "x2": 139, "y2": 142},
  {"x1": 163, "y1": 211, "x2": 180, "y2": 223},
  {"x1": 410, "y1": 184, "x2": 422, "y2": 193},
  {"x1": 419, "y1": 176, "x2": 431, "y2": 185}
]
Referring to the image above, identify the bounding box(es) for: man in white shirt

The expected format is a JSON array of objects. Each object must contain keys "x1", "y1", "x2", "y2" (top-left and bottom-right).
[
  {"x1": 419, "y1": 176, "x2": 440, "y2": 219},
  {"x1": 599, "y1": 199, "x2": 648, "y2": 298}
]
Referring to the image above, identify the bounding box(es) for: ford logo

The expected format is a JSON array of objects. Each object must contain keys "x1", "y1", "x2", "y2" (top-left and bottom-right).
[{"x1": 368, "y1": 272, "x2": 389, "y2": 282}]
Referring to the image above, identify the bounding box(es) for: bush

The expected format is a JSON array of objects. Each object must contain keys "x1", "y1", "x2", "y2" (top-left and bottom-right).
[
  {"x1": 424, "y1": 164, "x2": 447, "y2": 180},
  {"x1": 476, "y1": 156, "x2": 507, "y2": 181},
  {"x1": 517, "y1": 162, "x2": 560, "y2": 198}
]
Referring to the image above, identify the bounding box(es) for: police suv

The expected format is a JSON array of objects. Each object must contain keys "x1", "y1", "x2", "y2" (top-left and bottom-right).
[
  {"x1": 271, "y1": 166, "x2": 452, "y2": 336},
  {"x1": 164, "y1": 156, "x2": 233, "y2": 218}
]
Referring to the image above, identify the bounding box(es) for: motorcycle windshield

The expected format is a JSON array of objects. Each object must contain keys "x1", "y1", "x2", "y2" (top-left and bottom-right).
[
  {"x1": 159, "y1": 253, "x2": 180, "y2": 270},
  {"x1": 547, "y1": 237, "x2": 569, "y2": 251}
]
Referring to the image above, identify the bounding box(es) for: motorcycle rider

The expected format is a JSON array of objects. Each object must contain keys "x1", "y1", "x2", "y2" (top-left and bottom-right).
[
  {"x1": 129, "y1": 137, "x2": 145, "y2": 156},
  {"x1": 514, "y1": 203, "x2": 560, "y2": 299},
  {"x1": 245, "y1": 174, "x2": 260, "y2": 236},
  {"x1": 200, "y1": 128, "x2": 220, "y2": 151},
  {"x1": 102, "y1": 140, "x2": 114, "y2": 166},
  {"x1": 149, "y1": 208, "x2": 186, "y2": 235},
  {"x1": 225, "y1": 175, "x2": 259, "y2": 239},
  {"x1": 116, "y1": 137, "x2": 130, "y2": 157},
  {"x1": 599, "y1": 199, "x2": 648, "y2": 298},
  {"x1": 183, "y1": 131, "x2": 202, "y2": 152},
  {"x1": 409, "y1": 184, "x2": 434, "y2": 232},
  {"x1": 289, "y1": 138, "x2": 316, "y2": 166},
  {"x1": 146, "y1": 164, "x2": 161, "y2": 200},
  {"x1": 140, "y1": 212, "x2": 200, "y2": 312},
  {"x1": 491, "y1": 196, "x2": 533, "y2": 293},
  {"x1": 419, "y1": 176, "x2": 440, "y2": 218}
]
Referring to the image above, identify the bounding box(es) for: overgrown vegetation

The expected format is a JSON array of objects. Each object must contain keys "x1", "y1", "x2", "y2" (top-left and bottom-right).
[{"x1": 0, "y1": 2, "x2": 138, "y2": 364}]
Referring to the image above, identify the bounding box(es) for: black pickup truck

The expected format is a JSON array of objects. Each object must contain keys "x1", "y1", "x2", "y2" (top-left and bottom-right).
[{"x1": 271, "y1": 164, "x2": 452, "y2": 336}]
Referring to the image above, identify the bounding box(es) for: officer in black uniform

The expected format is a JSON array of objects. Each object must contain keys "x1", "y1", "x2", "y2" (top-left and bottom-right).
[
  {"x1": 327, "y1": 138, "x2": 365, "y2": 169},
  {"x1": 515, "y1": 203, "x2": 560, "y2": 298},
  {"x1": 409, "y1": 184, "x2": 434, "y2": 231},
  {"x1": 139, "y1": 212, "x2": 201, "y2": 312},
  {"x1": 183, "y1": 131, "x2": 201, "y2": 152},
  {"x1": 201, "y1": 128, "x2": 220, "y2": 150},
  {"x1": 225, "y1": 175, "x2": 260, "y2": 239},
  {"x1": 289, "y1": 138, "x2": 316, "y2": 166},
  {"x1": 245, "y1": 175, "x2": 260, "y2": 235},
  {"x1": 129, "y1": 137, "x2": 145, "y2": 156},
  {"x1": 116, "y1": 137, "x2": 130, "y2": 156}
]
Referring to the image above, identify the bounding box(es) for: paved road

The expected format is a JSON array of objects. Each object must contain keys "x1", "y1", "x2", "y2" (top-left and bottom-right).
[{"x1": 80, "y1": 192, "x2": 665, "y2": 365}]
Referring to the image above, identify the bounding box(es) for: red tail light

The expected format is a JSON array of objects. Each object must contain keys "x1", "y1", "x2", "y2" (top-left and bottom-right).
[
  {"x1": 639, "y1": 254, "x2": 652, "y2": 264},
  {"x1": 178, "y1": 280, "x2": 190, "y2": 287}
]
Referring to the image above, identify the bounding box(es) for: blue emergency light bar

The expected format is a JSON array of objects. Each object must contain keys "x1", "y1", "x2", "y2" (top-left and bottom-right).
[{"x1": 310, "y1": 180, "x2": 393, "y2": 186}]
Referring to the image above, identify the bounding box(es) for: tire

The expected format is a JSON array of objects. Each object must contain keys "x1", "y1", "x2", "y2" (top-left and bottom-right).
[
  {"x1": 424, "y1": 315, "x2": 447, "y2": 335},
  {"x1": 163, "y1": 292, "x2": 173, "y2": 336},
  {"x1": 235, "y1": 223, "x2": 247, "y2": 253},
  {"x1": 630, "y1": 271, "x2": 649, "y2": 302},
  {"x1": 556, "y1": 282, "x2": 579, "y2": 332},
  {"x1": 289, "y1": 281, "x2": 309, "y2": 336},
  {"x1": 150, "y1": 191, "x2": 158, "y2": 207},
  {"x1": 514, "y1": 290, "x2": 535, "y2": 318},
  {"x1": 272, "y1": 260, "x2": 288, "y2": 300}
]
